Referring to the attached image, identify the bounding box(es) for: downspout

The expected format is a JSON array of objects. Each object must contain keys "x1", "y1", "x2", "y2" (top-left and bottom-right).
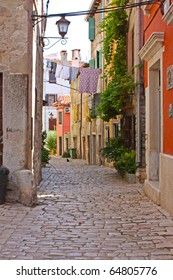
[
  {"x1": 136, "y1": 3, "x2": 141, "y2": 166},
  {"x1": 80, "y1": 94, "x2": 82, "y2": 158},
  {"x1": 62, "y1": 107, "x2": 64, "y2": 155},
  {"x1": 101, "y1": 0, "x2": 105, "y2": 165}
]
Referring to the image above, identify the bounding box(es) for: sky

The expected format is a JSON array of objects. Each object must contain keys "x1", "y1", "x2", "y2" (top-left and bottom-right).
[{"x1": 44, "y1": 0, "x2": 92, "y2": 62}]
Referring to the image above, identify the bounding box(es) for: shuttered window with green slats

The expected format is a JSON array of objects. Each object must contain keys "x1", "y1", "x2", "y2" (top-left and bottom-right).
[
  {"x1": 89, "y1": 18, "x2": 95, "y2": 41},
  {"x1": 89, "y1": 59, "x2": 95, "y2": 69}
]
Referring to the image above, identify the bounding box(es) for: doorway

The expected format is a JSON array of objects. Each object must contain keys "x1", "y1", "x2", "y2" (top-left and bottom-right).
[
  {"x1": 82, "y1": 137, "x2": 86, "y2": 160},
  {"x1": 0, "y1": 73, "x2": 3, "y2": 166},
  {"x1": 148, "y1": 60, "x2": 161, "y2": 181},
  {"x1": 59, "y1": 137, "x2": 62, "y2": 156},
  {"x1": 92, "y1": 135, "x2": 96, "y2": 164}
]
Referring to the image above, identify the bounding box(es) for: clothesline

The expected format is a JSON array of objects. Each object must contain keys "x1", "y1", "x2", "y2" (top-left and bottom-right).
[
  {"x1": 55, "y1": 63, "x2": 100, "y2": 94},
  {"x1": 56, "y1": 83, "x2": 100, "y2": 99}
]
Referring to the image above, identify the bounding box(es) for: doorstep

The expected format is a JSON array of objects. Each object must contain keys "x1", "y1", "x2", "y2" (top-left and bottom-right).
[{"x1": 144, "y1": 180, "x2": 160, "y2": 205}]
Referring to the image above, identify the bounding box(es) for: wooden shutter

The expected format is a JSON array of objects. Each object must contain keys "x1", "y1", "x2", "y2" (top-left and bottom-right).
[
  {"x1": 89, "y1": 59, "x2": 95, "y2": 69},
  {"x1": 86, "y1": 101, "x2": 89, "y2": 118},
  {"x1": 89, "y1": 18, "x2": 95, "y2": 41}
]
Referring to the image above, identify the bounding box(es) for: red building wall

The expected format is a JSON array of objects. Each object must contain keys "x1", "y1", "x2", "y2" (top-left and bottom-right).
[{"x1": 143, "y1": 3, "x2": 173, "y2": 155}]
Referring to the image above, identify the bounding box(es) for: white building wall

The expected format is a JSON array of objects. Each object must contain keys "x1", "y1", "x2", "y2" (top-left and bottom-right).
[
  {"x1": 43, "y1": 106, "x2": 57, "y2": 132},
  {"x1": 43, "y1": 58, "x2": 70, "y2": 132}
]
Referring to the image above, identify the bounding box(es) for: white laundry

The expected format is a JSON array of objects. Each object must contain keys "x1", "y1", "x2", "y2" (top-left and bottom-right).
[
  {"x1": 55, "y1": 64, "x2": 63, "y2": 78},
  {"x1": 60, "y1": 66, "x2": 70, "y2": 80}
]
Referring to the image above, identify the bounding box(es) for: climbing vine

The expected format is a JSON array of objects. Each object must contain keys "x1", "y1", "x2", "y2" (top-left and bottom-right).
[{"x1": 97, "y1": 0, "x2": 135, "y2": 121}]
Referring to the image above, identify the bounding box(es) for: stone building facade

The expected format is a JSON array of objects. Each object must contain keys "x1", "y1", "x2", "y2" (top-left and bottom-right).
[
  {"x1": 85, "y1": 0, "x2": 122, "y2": 166},
  {"x1": 126, "y1": 3, "x2": 146, "y2": 181},
  {"x1": 0, "y1": 0, "x2": 43, "y2": 205}
]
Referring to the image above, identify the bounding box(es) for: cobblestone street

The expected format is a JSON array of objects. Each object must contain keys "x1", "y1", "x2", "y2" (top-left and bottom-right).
[{"x1": 1, "y1": 156, "x2": 173, "y2": 260}]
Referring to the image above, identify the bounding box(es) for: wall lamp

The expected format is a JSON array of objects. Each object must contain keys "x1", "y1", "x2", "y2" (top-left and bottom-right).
[{"x1": 32, "y1": 14, "x2": 70, "y2": 48}]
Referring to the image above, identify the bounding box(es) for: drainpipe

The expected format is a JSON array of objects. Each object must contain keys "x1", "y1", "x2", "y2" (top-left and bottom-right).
[
  {"x1": 101, "y1": 0, "x2": 105, "y2": 165},
  {"x1": 136, "y1": 3, "x2": 141, "y2": 166},
  {"x1": 80, "y1": 94, "x2": 82, "y2": 158},
  {"x1": 90, "y1": 118, "x2": 92, "y2": 164}
]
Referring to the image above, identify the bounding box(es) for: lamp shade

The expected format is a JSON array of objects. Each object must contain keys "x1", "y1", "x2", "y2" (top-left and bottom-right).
[{"x1": 56, "y1": 16, "x2": 70, "y2": 38}]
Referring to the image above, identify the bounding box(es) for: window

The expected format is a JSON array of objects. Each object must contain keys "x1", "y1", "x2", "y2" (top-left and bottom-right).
[
  {"x1": 58, "y1": 111, "x2": 62, "y2": 124},
  {"x1": 49, "y1": 118, "x2": 56, "y2": 130},
  {"x1": 106, "y1": 126, "x2": 110, "y2": 143},
  {"x1": 96, "y1": 50, "x2": 102, "y2": 69},
  {"x1": 163, "y1": 0, "x2": 170, "y2": 14},
  {"x1": 49, "y1": 62, "x2": 56, "y2": 83},
  {"x1": 45, "y1": 94, "x2": 57, "y2": 106},
  {"x1": 66, "y1": 138, "x2": 69, "y2": 151},
  {"x1": 162, "y1": 0, "x2": 173, "y2": 25},
  {"x1": 89, "y1": 93, "x2": 100, "y2": 118},
  {"x1": 113, "y1": 123, "x2": 119, "y2": 138},
  {"x1": 49, "y1": 72, "x2": 56, "y2": 83}
]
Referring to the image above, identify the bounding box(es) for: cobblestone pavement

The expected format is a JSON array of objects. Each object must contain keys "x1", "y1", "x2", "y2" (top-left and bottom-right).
[{"x1": 1, "y1": 156, "x2": 173, "y2": 260}]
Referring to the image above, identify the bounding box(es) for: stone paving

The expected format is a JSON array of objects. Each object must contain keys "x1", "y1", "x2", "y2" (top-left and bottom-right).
[{"x1": 0, "y1": 156, "x2": 173, "y2": 260}]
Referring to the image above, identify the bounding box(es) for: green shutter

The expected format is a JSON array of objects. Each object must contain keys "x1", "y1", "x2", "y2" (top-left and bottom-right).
[
  {"x1": 89, "y1": 18, "x2": 95, "y2": 41},
  {"x1": 89, "y1": 59, "x2": 95, "y2": 69}
]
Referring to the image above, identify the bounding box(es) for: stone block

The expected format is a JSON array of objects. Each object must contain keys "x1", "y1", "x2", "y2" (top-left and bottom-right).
[
  {"x1": 124, "y1": 172, "x2": 136, "y2": 184},
  {"x1": 144, "y1": 180, "x2": 160, "y2": 205},
  {"x1": 15, "y1": 169, "x2": 37, "y2": 206}
]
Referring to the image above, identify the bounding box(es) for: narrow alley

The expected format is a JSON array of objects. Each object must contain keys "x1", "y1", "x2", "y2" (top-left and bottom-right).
[{"x1": 1, "y1": 157, "x2": 173, "y2": 260}]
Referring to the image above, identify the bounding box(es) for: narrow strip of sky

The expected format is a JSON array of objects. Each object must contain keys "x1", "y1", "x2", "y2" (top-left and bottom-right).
[{"x1": 44, "y1": 0, "x2": 92, "y2": 62}]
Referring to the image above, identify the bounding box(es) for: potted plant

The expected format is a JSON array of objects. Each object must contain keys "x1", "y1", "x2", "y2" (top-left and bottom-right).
[
  {"x1": 41, "y1": 131, "x2": 50, "y2": 166},
  {"x1": 101, "y1": 136, "x2": 137, "y2": 183},
  {"x1": 116, "y1": 150, "x2": 137, "y2": 183}
]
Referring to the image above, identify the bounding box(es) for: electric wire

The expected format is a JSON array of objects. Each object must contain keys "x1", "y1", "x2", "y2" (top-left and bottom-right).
[
  {"x1": 144, "y1": 0, "x2": 164, "y2": 34},
  {"x1": 32, "y1": 0, "x2": 160, "y2": 19}
]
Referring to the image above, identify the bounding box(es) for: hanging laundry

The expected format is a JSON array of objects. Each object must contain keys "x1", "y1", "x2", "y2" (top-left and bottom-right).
[
  {"x1": 60, "y1": 65, "x2": 70, "y2": 80},
  {"x1": 55, "y1": 64, "x2": 63, "y2": 78},
  {"x1": 69, "y1": 67, "x2": 79, "y2": 82},
  {"x1": 79, "y1": 68, "x2": 100, "y2": 94}
]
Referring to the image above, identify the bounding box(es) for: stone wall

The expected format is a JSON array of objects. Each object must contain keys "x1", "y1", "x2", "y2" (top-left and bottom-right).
[
  {"x1": 3, "y1": 74, "x2": 28, "y2": 172},
  {"x1": 0, "y1": 0, "x2": 43, "y2": 205},
  {"x1": 0, "y1": 1, "x2": 30, "y2": 72}
]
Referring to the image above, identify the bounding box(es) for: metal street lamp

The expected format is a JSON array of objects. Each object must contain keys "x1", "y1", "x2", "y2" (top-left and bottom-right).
[
  {"x1": 56, "y1": 16, "x2": 70, "y2": 39},
  {"x1": 32, "y1": 13, "x2": 71, "y2": 49}
]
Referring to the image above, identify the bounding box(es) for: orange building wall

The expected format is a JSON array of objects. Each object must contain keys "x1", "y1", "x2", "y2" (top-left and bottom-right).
[
  {"x1": 143, "y1": 4, "x2": 173, "y2": 155},
  {"x1": 63, "y1": 111, "x2": 70, "y2": 134}
]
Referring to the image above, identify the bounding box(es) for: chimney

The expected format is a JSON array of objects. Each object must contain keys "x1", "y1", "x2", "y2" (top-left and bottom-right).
[{"x1": 71, "y1": 49, "x2": 81, "y2": 67}]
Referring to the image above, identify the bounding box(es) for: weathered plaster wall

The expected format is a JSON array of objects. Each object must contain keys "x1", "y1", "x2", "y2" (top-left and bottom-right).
[
  {"x1": 3, "y1": 74, "x2": 28, "y2": 171},
  {"x1": 160, "y1": 153, "x2": 173, "y2": 214},
  {"x1": 0, "y1": 0, "x2": 43, "y2": 204},
  {"x1": 0, "y1": 1, "x2": 32, "y2": 171},
  {"x1": 0, "y1": 0, "x2": 31, "y2": 73},
  {"x1": 33, "y1": 44, "x2": 43, "y2": 186}
]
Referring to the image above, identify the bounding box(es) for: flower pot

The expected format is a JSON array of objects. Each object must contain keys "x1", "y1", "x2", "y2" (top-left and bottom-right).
[{"x1": 125, "y1": 172, "x2": 136, "y2": 184}]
